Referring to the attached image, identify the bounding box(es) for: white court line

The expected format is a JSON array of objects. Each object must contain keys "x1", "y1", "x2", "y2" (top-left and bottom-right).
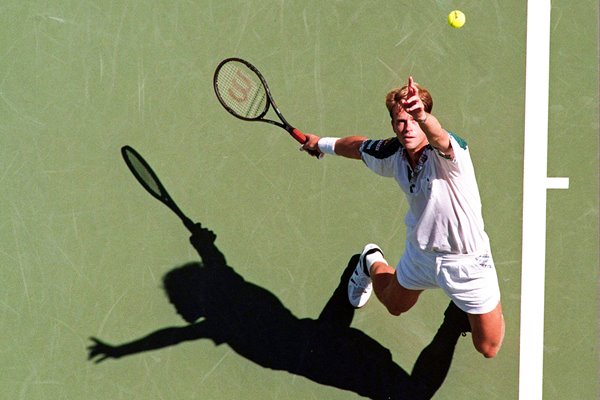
[
  {"x1": 546, "y1": 177, "x2": 570, "y2": 190},
  {"x1": 519, "y1": 1, "x2": 570, "y2": 399}
]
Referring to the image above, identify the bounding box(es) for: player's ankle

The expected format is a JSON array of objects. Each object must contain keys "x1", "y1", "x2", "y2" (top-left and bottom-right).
[{"x1": 365, "y1": 250, "x2": 386, "y2": 275}]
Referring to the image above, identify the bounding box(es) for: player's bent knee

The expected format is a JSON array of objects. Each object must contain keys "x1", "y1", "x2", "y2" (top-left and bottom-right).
[
  {"x1": 386, "y1": 305, "x2": 403, "y2": 316},
  {"x1": 385, "y1": 302, "x2": 412, "y2": 316},
  {"x1": 481, "y1": 348, "x2": 499, "y2": 359},
  {"x1": 377, "y1": 282, "x2": 420, "y2": 317},
  {"x1": 470, "y1": 303, "x2": 505, "y2": 358},
  {"x1": 475, "y1": 341, "x2": 502, "y2": 358}
]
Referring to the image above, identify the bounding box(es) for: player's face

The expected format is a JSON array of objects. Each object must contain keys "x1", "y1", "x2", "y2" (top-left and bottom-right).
[{"x1": 391, "y1": 106, "x2": 428, "y2": 151}]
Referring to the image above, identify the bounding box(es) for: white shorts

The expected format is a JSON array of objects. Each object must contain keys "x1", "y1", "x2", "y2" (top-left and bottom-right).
[{"x1": 396, "y1": 241, "x2": 501, "y2": 314}]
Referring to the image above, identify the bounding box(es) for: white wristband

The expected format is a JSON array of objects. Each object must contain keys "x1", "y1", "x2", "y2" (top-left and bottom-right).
[{"x1": 317, "y1": 137, "x2": 340, "y2": 155}]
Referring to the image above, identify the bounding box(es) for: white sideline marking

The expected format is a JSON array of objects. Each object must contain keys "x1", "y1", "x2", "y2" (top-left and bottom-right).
[{"x1": 519, "y1": 1, "x2": 570, "y2": 399}]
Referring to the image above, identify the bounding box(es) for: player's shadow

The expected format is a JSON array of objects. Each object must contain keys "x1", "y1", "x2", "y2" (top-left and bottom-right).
[{"x1": 88, "y1": 224, "x2": 467, "y2": 400}]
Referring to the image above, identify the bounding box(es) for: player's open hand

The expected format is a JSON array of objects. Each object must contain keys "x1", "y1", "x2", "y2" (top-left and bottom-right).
[
  {"x1": 189, "y1": 223, "x2": 217, "y2": 246},
  {"x1": 401, "y1": 76, "x2": 427, "y2": 121},
  {"x1": 87, "y1": 337, "x2": 122, "y2": 363}
]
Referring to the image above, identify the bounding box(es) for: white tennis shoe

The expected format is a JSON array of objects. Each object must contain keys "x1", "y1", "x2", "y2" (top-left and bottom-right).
[{"x1": 348, "y1": 244, "x2": 384, "y2": 308}]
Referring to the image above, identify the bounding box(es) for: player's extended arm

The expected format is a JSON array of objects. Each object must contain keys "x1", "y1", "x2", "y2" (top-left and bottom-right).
[
  {"x1": 302, "y1": 134, "x2": 367, "y2": 160},
  {"x1": 87, "y1": 322, "x2": 208, "y2": 363},
  {"x1": 189, "y1": 223, "x2": 227, "y2": 267},
  {"x1": 416, "y1": 112, "x2": 452, "y2": 157}
]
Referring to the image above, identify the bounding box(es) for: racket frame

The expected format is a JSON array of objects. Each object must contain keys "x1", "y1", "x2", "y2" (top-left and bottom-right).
[
  {"x1": 121, "y1": 145, "x2": 195, "y2": 232},
  {"x1": 213, "y1": 57, "x2": 319, "y2": 155}
]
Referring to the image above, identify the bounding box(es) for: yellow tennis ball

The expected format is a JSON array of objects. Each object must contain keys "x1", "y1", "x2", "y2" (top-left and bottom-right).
[{"x1": 448, "y1": 10, "x2": 466, "y2": 29}]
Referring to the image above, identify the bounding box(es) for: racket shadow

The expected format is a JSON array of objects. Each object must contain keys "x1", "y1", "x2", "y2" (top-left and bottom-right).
[{"x1": 87, "y1": 224, "x2": 464, "y2": 400}]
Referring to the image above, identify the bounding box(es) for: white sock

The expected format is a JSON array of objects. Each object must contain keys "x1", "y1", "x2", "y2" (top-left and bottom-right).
[{"x1": 365, "y1": 251, "x2": 386, "y2": 275}]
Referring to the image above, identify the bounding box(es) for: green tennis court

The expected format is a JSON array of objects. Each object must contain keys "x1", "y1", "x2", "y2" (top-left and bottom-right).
[{"x1": 1, "y1": 1, "x2": 597, "y2": 399}]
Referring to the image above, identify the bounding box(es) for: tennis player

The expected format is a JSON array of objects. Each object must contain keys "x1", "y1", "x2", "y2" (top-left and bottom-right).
[{"x1": 301, "y1": 77, "x2": 504, "y2": 358}]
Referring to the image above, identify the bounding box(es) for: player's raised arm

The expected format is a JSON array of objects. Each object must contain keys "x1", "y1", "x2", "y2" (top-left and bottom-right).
[{"x1": 402, "y1": 77, "x2": 452, "y2": 157}]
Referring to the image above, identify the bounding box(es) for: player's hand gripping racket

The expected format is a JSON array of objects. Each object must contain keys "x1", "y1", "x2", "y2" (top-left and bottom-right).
[
  {"x1": 213, "y1": 57, "x2": 321, "y2": 158},
  {"x1": 121, "y1": 145, "x2": 195, "y2": 232}
]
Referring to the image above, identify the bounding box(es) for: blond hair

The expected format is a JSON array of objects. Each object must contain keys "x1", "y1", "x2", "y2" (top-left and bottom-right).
[{"x1": 385, "y1": 83, "x2": 433, "y2": 118}]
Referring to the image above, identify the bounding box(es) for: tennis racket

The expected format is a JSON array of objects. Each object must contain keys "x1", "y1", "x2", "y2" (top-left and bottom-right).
[
  {"x1": 213, "y1": 57, "x2": 321, "y2": 158},
  {"x1": 121, "y1": 145, "x2": 195, "y2": 232}
]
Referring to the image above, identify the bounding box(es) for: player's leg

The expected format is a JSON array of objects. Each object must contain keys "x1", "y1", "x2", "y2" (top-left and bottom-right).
[
  {"x1": 348, "y1": 243, "x2": 422, "y2": 314},
  {"x1": 371, "y1": 262, "x2": 423, "y2": 316},
  {"x1": 468, "y1": 301, "x2": 505, "y2": 358},
  {"x1": 436, "y1": 250, "x2": 503, "y2": 357}
]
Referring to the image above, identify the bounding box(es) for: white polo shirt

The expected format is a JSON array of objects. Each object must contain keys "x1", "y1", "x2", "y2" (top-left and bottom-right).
[{"x1": 360, "y1": 133, "x2": 490, "y2": 255}]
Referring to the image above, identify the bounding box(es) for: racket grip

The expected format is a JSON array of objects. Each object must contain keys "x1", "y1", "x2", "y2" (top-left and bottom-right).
[
  {"x1": 290, "y1": 128, "x2": 307, "y2": 144},
  {"x1": 182, "y1": 217, "x2": 196, "y2": 233},
  {"x1": 291, "y1": 128, "x2": 322, "y2": 158}
]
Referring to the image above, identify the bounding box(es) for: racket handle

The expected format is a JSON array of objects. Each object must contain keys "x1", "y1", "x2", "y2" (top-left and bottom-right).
[
  {"x1": 182, "y1": 216, "x2": 196, "y2": 232},
  {"x1": 290, "y1": 128, "x2": 306, "y2": 143},
  {"x1": 290, "y1": 128, "x2": 322, "y2": 158}
]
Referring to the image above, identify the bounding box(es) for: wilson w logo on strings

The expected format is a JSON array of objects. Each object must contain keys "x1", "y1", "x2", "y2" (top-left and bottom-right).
[{"x1": 226, "y1": 67, "x2": 265, "y2": 118}]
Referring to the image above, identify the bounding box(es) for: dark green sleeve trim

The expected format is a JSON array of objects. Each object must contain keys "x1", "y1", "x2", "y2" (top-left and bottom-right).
[
  {"x1": 449, "y1": 132, "x2": 468, "y2": 150},
  {"x1": 360, "y1": 137, "x2": 401, "y2": 159}
]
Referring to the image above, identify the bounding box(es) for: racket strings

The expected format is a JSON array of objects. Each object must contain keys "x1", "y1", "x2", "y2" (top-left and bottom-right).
[
  {"x1": 216, "y1": 62, "x2": 268, "y2": 119},
  {"x1": 125, "y1": 152, "x2": 164, "y2": 197}
]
